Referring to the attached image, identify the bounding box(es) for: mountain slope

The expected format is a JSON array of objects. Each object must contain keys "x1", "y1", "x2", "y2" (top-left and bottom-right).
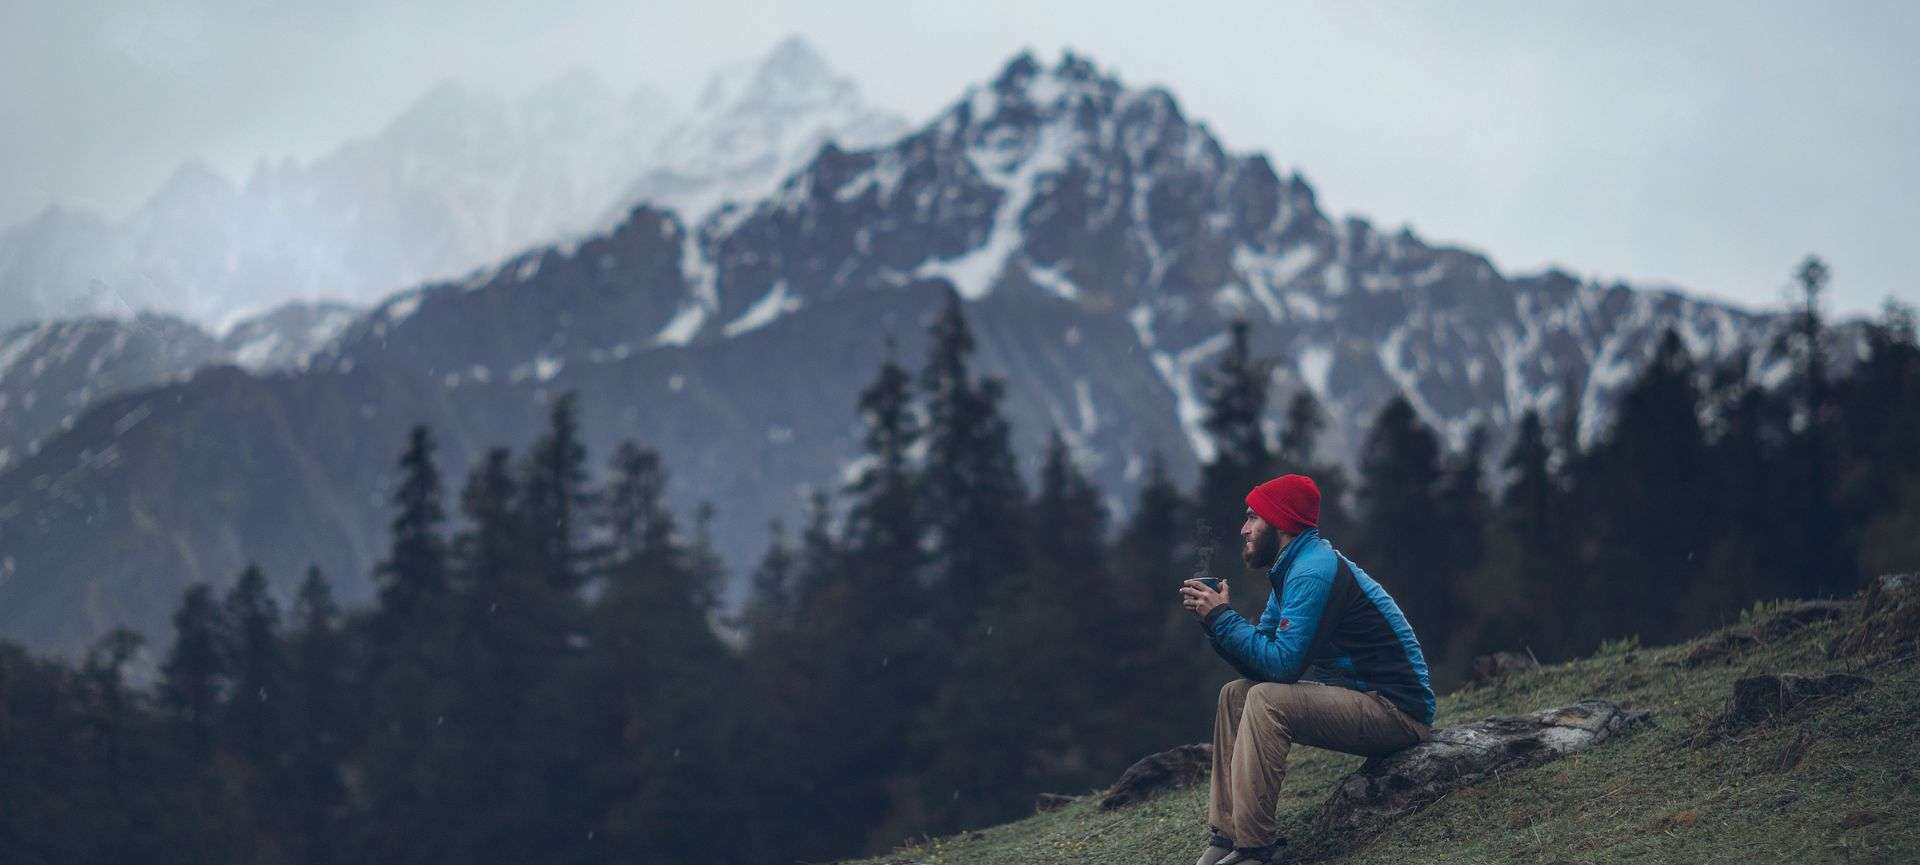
[
  {"x1": 841, "y1": 596, "x2": 1917, "y2": 864},
  {"x1": 0, "y1": 301, "x2": 357, "y2": 472},
  {"x1": 0, "y1": 51, "x2": 1846, "y2": 657}
]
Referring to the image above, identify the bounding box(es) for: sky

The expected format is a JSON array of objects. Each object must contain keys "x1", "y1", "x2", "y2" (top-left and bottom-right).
[{"x1": 4, "y1": 0, "x2": 1916, "y2": 317}]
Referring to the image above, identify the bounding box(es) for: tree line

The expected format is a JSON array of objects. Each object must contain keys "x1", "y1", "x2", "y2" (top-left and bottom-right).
[{"x1": 2, "y1": 263, "x2": 1916, "y2": 864}]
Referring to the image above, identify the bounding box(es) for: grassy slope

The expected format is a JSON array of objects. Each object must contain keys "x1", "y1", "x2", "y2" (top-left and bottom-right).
[{"x1": 850, "y1": 601, "x2": 1919, "y2": 864}]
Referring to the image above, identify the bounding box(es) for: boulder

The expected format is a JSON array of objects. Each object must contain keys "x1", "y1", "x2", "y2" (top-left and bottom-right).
[
  {"x1": 1752, "y1": 599, "x2": 1853, "y2": 641},
  {"x1": 1676, "y1": 630, "x2": 1761, "y2": 668},
  {"x1": 1306, "y1": 700, "x2": 1650, "y2": 852},
  {"x1": 1721, "y1": 673, "x2": 1872, "y2": 730},
  {"x1": 1470, "y1": 650, "x2": 1540, "y2": 684},
  {"x1": 1097, "y1": 743, "x2": 1212, "y2": 811},
  {"x1": 1831, "y1": 573, "x2": 1918, "y2": 659},
  {"x1": 1672, "y1": 599, "x2": 1854, "y2": 668}
]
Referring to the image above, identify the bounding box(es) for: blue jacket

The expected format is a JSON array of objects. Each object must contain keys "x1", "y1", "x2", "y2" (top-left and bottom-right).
[{"x1": 1200, "y1": 528, "x2": 1436, "y2": 725}]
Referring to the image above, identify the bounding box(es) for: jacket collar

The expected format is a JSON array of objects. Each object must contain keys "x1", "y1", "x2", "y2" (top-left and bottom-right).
[{"x1": 1267, "y1": 526, "x2": 1321, "y2": 580}]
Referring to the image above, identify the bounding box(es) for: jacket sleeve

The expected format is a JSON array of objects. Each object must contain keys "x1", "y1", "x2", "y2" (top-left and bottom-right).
[{"x1": 1200, "y1": 562, "x2": 1333, "y2": 682}]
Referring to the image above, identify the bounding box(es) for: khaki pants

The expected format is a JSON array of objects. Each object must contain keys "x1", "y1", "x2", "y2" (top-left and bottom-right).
[{"x1": 1208, "y1": 679, "x2": 1430, "y2": 847}]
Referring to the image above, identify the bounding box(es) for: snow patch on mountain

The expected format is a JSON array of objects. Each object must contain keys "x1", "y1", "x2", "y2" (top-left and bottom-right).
[{"x1": 723, "y1": 281, "x2": 802, "y2": 337}]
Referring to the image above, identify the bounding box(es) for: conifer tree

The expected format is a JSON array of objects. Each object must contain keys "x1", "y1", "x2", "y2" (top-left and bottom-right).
[
  {"x1": 1353, "y1": 397, "x2": 1453, "y2": 660},
  {"x1": 1196, "y1": 320, "x2": 1275, "y2": 606},
  {"x1": 585, "y1": 441, "x2": 744, "y2": 864},
  {"x1": 376, "y1": 425, "x2": 449, "y2": 632},
  {"x1": 847, "y1": 336, "x2": 926, "y2": 604},
  {"x1": 220, "y1": 565, "x2": 285, "y2": 767},
  {"x1": 918, "y1": 286, "x2": 1029, "y2": 631},
  {"x1": 1788, "y1": 256, "x2": 1846, "y2": 595},
  {"x1": 356, "y1": 429, "x2": 461, "y2": 865},
  {"x1": 444, "y1": 447, "x2": 580, "y2": 865},
  {"x1": 1114, "y1": 451, "x2": 1218, "y2": 757},
  {"x1": 287, "y1": 566, "x2": 349, "y2": 865},
  {"x1": 159, "y1": 583, "x2": 228, "y2": 757},
  {"x1": 791, "y1": 488, "x2": 842, "y2": 608},
  {"x1": 908, "y1": 430, "x2": 1115, "y2": 835},
  {"x1": 742, "y1": 517, "x2": 797, "y2": 637},
  {"x1": 605, "y1": 441, "x2": 677, "y2": 569},
  {"x1": 520, "y1": 390, "x2": 593, "y2": 595},
  {"x1": 1276, "y1": 389, "x2": 1354, "y2": 537},
  {"x1": 1577, "y1": 329, "x2": 1709, "y2": 648}
]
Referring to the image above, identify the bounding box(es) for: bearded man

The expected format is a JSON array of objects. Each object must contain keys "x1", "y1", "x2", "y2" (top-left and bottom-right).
[{"x1": 1178, "y1": 474, "x2": 1435, "y2": 865}]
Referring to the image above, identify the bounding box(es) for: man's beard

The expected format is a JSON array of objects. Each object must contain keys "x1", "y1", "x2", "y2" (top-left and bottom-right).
[{"x1": 1242, "y1": 530, "x2": 1281, "y2": 571}]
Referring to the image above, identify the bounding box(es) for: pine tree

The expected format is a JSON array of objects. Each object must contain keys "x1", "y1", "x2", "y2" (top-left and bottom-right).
[
  {"x1": 741, "y1": 517, "x2": 797, "y2": 637},
  {"x1": 520, "y1": 390, "x2": 593, "y2": 595},
  {"x1": 605, "y1": 441, "x2": 677, "y2": 570},
  {"x1": 1196, "y1": 320, "x2": 1276, "y2": 609},
  {"x1": 1353, "y1": 397, "x2": 1454, "y2": 660},
  {"x1": 1437, "y1": 425, "x2": 1492, "y2": 609},
  {"x1": 1691, "y1": 357, "x2": 1794, "y2": 628},
  {"x1": 686, "y1": 500, "x2": 726, "y2": 614},
  {"x1": 159, "y1": 583, "x2": 228, "y2": 757},
  {"x1": 847, "y1": 336, "x2": 926, "y2": 603},
  {"x1": 375, "y1": 425, "x2": 449, "y2": 631},
  {"x1": 445, "y1": 446, "x2": 583, "y2": 865},
  {"x1": 356, "y1": 429, "x2": 462, "y2": 865},
  {"x1": 1840, "y1": 301, "x2": 1920, "y2": 575},
  {"x1": 918, "y1": 286, "x2": 1029, "y2": 631},
  {"x1": 585, "y1": 441, "x2": 746, "y2": 864},
  {"x1": 791, "y1": 488, "x2": 842, "y2": 609},
  {"x1": 1113, "y1": 451, "x2": 1218, "y2": 758},
  {"x1": 79, "y1": 627, "x2": 172, "y2": 863},
  {"x1": 220, "y1": 565, "x2": 285, "y2": 767},
  {"x1": 1276, "y1": 389, "x2": 1355, "y2": 537},
  {"x1": 1788, "y1": 256, "x2": 1848, "y2": 595},
  {"x1": 287, "y1": 566, "x2": 350, "y2": 865},
  {"x1": 1577, "y1": 329, "x2": 1710, "y2": 648},
  {"x1": 909, "y1": 430, "x2": 1117, "y2": 835}
]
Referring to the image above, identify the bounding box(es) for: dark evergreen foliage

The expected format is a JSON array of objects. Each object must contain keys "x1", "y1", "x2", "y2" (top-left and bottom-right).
[{"x1": 4, "y1": 276, "x2": 1916, "y2": 865}]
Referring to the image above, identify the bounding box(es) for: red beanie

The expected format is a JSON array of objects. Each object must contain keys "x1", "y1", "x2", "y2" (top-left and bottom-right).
[{"x1": 1246, "y1": 474, "x2": 1320, "y2": 535}]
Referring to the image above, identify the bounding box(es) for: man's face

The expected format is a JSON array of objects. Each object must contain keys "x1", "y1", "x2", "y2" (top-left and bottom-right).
[{"x1": 1240, "y1": 507, "x2": 1282, "y2": 570}]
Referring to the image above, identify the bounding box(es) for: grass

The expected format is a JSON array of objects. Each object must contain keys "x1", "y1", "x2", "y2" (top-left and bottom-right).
[{"x1": 846, "y1": 599, "x2": 1919, "y2": 864}]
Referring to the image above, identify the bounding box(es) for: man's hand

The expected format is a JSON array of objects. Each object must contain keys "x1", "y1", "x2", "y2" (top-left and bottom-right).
[{"x1": 1180, "y1": 579, "x2": 1229, "y2": 620}]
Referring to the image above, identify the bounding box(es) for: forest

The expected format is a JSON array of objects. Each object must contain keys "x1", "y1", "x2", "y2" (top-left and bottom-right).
[{"x1": 3, "y1": 263, "x2": 1917, "y2": 865}]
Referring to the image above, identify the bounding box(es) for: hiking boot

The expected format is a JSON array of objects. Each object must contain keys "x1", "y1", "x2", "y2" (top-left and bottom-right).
[
  {"x1": 1215, "y1": 840, "x2": 1285, "y2": 864},
  {"x1": 1194, "y1": 828, "x2": 1235, "y2": 865}
]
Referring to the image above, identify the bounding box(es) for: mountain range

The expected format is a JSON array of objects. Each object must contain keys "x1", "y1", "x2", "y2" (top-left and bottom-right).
[
  {"x1": 0, "y1": 48, "x2": 1853, "y2": 656},
  {"x1": 0, "y1": 37, "x2": 902, "y2": 335}
]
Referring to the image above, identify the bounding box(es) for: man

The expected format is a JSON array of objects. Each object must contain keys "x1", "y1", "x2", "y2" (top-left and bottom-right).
[{"x1": 1178, "y1": 474, "x2": 1435, "y2": 865}]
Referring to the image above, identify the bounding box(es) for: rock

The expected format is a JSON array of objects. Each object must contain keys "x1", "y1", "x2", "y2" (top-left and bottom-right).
[
  {"x1": 1721, "y1": 673, "x2": 1872, "y2": 730},
  {"x1": 1470, "y1": 650, "x2": 1540, "y2": 684},
  {"x1": 1672, "y1": 600, "x2": 1855, "y2": 668},
  {"x1": 1831, "y1": 573, "x2": 1919, "y2": 659},
  {"x1": 1097, "y1": 743, "x2": 1212, "y2": 811},
  {"x1": 1033, "y1": 792, "x2": 1077, "y2": 813},
  {"x1": 1752, "y1": 599, "x2": 1853, "y2": 641},
  {"x1": 1676, "y1": 630, "x2": 1761, "y2": 668},
  {"x1": 1306, "y1": 700, "x2": 1650, "y2": 852}
]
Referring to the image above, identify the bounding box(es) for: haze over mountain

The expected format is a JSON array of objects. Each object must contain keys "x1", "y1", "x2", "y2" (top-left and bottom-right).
[
  {"x1": 0, "y1": 36, "x2": 902, "y2": 471},
  {"x1": 0, "y1": 49, "x2": 1856, "y2": 658},
  {"x1": 0, "y1": 37, "x2": 901, "y2": 335}
]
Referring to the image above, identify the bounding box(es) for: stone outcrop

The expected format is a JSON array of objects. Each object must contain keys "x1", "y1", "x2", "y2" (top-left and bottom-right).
[
  {"x1": 1720, "y1": 673, "x2": 1872, "y2": 730},
  {"x1": 1097, "y1": 743, "x2": 1212, "y2": 811},
  {"x1": 1306, "y1": 700, "x2": 1651, "y2": 852},
  {"x1": 1673, "y1": 599, "x2": 1855, "y2": 668},
  {"x1": 1831, "y1": 573, "x2": 1918, "y2": 659}
]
